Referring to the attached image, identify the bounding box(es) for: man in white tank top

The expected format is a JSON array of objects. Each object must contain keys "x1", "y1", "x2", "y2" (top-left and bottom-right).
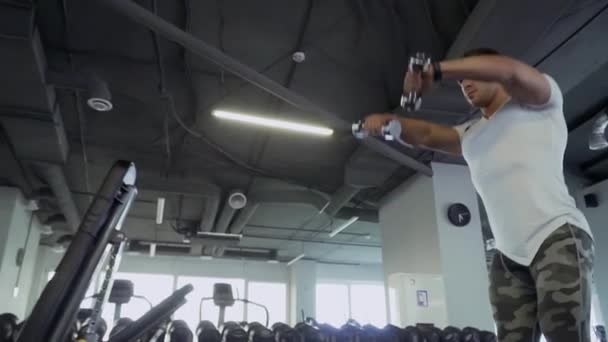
[{"x1": 364, "y1": 48, "x2": 595, "y2": 342}]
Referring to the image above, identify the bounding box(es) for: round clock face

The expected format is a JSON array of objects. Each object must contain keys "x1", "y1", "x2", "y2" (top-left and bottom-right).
[{"x1": 448, "y1": 203, "x2": 471, "y2": 227}]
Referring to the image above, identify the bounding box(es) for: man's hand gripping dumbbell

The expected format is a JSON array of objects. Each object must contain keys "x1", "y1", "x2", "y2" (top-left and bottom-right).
[{"x1": 352, "y1": 52, "x2": 459, "y2": 153}]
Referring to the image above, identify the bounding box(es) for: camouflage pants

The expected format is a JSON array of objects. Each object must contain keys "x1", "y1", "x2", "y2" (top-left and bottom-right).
[{"x1": 489, "y1": 224, "x2": 595, "y2": 342}]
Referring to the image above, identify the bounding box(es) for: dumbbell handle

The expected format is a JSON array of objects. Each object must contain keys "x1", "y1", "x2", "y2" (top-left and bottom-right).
[
  {"x1": 352, "y1": 120, "x2": 413, "y2": 148},
  {"x1": 401, "y1": 52, "x2": 431, "y2": 112}
]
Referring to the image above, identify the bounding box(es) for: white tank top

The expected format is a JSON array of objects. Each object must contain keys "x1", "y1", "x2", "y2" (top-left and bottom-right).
[{"x1": 454, "y1": 74, "x2": 592, "y2": 266}]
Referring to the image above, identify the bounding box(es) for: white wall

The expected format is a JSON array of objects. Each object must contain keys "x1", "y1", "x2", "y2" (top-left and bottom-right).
[
  {"x1": 387, "y1": 273, "x2": 448, "y2": 327},
  {"x1": 379, "y1": 174, "x2": 441, "y2": 275},
  {"x1": 290, "y1": 260, "x2": 317, "y2": 325},
  {"x1": 0, "y1": 187, "x2": 41, "y2": 319},
  {"x1": 316, "y1": 263, "x2": 384, "y2": 283},
  {"x1": 431, "y1": 163, "x2": 494, "y2": 330},
  {"x1": 578, "y1": 179, "x2": 608, "y2": 324}
]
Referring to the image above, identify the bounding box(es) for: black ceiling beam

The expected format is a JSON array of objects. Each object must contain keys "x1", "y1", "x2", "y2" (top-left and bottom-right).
[{"x1": 103, "y1": 0, "x2": 433, "y2": 177}]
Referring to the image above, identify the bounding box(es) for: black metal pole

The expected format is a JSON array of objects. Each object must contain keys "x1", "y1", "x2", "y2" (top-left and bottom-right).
[{"x1": 103, "y1": 0, "x2": 433, "y2": 176}]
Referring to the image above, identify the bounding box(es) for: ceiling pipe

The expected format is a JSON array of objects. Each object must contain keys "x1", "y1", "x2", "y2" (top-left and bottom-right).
[
  {"x1": 324, "y1": 185, "x2": 362, "y2": 217},
  {"x1": 193, "y1": 195, "x2": 220, "y2": 255},
  {"x1": 103, "y1": 0, "x2": 432, "y2": 176},
  {"x1": 46, "y1": 70, "x2": 113, "y2": 112},
  {"x1": 33, "y1": 163, "x2": 80, "y2": 233},
  {"x1": 0, "y1": 8, "x2": 82, "y2": 236},
  {"x1": 205, "y1": 190, "x2": 245, "y2": 256},
  {"x1": 215, "y1": 202, "x2": 260, "y2": 256},
  {"x1": 227, "y1": 202, "x2": 259, "y2": 235},
  {"x1": 199, "y1": 195, "x2": 220, "y2": 233}
]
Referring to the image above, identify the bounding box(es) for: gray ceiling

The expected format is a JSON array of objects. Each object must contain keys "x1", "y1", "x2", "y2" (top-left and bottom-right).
[{"x1": 1, "y1": 0, "x2": 607, "y2": 265}]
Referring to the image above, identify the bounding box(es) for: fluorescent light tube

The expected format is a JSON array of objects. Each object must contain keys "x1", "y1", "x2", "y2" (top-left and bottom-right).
[
  {"x1": 213, "y1": 110, "x2": 333, "y2": 136},
  {"x1": 287, "y1": 253, "x2": 306, "y2": 266},
  {"x1": 149, "y1": 243, "x2": 156, "y2": 258},
  {"x1": 156, "y1": 197, "x2": 165, "y2": 224},
  {"x1": 328, "y1": 216, "x2": 359, "y2": 238}
]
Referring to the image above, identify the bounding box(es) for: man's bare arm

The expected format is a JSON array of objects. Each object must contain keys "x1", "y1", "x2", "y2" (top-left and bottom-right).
[
  {"x1": 440, "y1": 55, "x2": 551, "y2": 106},
  {"x1": 363, "y1": 114, "x2": 462, "y2": 155}
]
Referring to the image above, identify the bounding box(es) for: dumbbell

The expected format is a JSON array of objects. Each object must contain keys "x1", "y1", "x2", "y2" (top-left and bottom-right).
[
  {"x1": 440, "y1": 326, "x2": 461, "y2": 342},
  {"x1": 417, "y1": 325, "x2": 441, "y2": 342},
  {"x1": 197, "y1": 320, "x2": 221, "y2": 342},
  {"x1": 169, "y1": 320, "x2": 194, "y2": 342},
  {"x1": 595, "y1": 325, "x2": 607, "y2": 342},
  {"x1": 318, "y1": 323, "x2": 340, "y2": 342},
  {"x1": 222, "y1": 321, "x2": 248, "y2": 342},
  {"x1": 377, "y1": 325, "x2": 402, "y2": 342},
  {"x1": 404, "y1": 326, "x2": 422, "y2": 342},
  {"x1": 361, "y1": 324, "x2": 381, "y2": 342},
  {"x1": 460, "y1": 327, "x2": 481, "y2": 342},
  {"x1": 340, "y1": 320, "x2": 363, "y2": 342},
  {"x1": 273, "y1": 323, "x2": 300, "y2": 342},
  {"x1": 401, "y1": 52, "x2": 431, "y2": 112},
  {"x1": 0, "y1": 313, "x2": 19, "y2": 342},
  {"x1": 77, "y1": 317, "x2": 108, "y2": 341},
  {"x1": 294, "y1": 322, "x2": 323, "y2": 342},
  {"x1": 478, "y1": 331, "x2": 496, "y2": 342},
  {"x1": 352, "y1": 120, "x2": 413, "y2": 148},
  {"x1": 249, "y1": 322, "x2": 275, "y2": 342}
]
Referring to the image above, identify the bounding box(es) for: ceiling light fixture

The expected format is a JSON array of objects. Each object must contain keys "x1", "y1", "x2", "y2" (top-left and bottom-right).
[
  {"x1": 213, "y1": 110, "x2": 333, "y2": 137},
  {"x1": 328, "y1": 216, "x2": 359, "y2": 238},
  {"x1": 149, "y1": 243, "x2": 156, "y2": 258},
  {"x1": 287, "y1": 253, "x2": 306, "y2": 267},
  {"x1": 156, "y1": 197, "x2": 165, "y2": 225}
]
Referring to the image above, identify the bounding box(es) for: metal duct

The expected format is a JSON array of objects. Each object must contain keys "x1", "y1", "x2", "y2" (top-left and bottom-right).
[
  {"x1": 216, "y1": 190, "x2": 246, "y2": 233},
  {"x1": 199, "y1": 196, "x2": 220, "y2": 232},
  {"x1": 249, "y1": 190, "x2": 328, "y2": 210},
  {"x1": 215, "y1": 202, "x2": 259, "y2": 257},
  {"x1": 227, "y1": 202, "x2": 259, "y2": 235},
  {"x1": 205, "y1": 190, "x2": 243, "y2": 256},
  {"x1": 324, "y1": 185, "x2": 361, "y2": 217},
  {"x1": 34, "y1": 163, "x2": 81, "y2": 232},
  {"x1": 0, "y1": 9, "x2": 80, "y2": 235},
  {"x1": 192, "y1": 195, "x2": 221, "y2": 255}
]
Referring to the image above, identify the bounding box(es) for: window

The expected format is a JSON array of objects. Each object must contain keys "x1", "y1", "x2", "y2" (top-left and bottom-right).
[
  {"x1": 316, "y1": 283, "x2": 387, "y2": 328},
  {"x1": 350, "y1": 284, "x2": 387, "y2": 327},
  {"x1": 173, "y1": 276, "x2": 246, "y2": 331},
  {"x1": 316, "y1": 284, "x2": 349, "y2": 326},
  {"x1": 247, "y1": 282, "x2": 287, "y2": 325}
]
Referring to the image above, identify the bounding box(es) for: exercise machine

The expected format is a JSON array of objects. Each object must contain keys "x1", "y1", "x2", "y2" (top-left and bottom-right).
[
  {"x1": 17, "y1": 160, "x2": 137, "y2": 342},
  {"x1": 199, "y1": 283, "x2": 269, "y2": 328}
]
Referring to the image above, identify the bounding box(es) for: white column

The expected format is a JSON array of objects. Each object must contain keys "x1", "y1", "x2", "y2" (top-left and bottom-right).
[
  {"x1": 289, "y1": 260, "x2": 317, "y2": 325},
  {"x1": 0, "y1": 187, "x2": 42, "y2": 318},
  {"x1": 431, "y1": 163, "x2": 494, "y2": 330},
  {"x1": 379, "y1": 163, "x2": 494, "y2": 330},
  {"x1": 380, "y1": 174, "x2": 448, "y2": 327}
]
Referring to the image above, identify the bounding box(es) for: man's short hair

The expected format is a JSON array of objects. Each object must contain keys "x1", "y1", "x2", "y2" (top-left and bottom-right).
[{"x1": 463, "y1": 47, "x2": 501, "y2": 58}]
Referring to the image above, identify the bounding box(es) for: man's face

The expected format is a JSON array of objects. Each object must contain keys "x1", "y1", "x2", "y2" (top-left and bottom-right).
[{"x1": 459, "y1": 79, "x2": 500, "y2": 108}]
